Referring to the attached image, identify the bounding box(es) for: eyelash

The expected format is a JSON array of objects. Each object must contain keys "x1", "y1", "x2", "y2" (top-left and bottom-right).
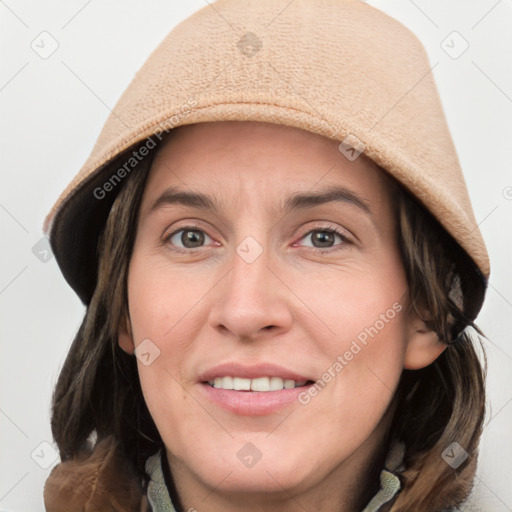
[{"x1": 162, "y1": 223, "x2": 352, "y2": 254}]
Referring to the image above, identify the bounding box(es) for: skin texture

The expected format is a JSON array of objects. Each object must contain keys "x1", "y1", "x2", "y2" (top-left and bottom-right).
[{"x1": 119, "y1": 121, "x2": 447, "y2": 512}]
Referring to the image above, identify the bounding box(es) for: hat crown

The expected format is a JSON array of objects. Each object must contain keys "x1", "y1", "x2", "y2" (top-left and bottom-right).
[{"x1": 44, "y1": 0, "x2": 489, "y2": 304}]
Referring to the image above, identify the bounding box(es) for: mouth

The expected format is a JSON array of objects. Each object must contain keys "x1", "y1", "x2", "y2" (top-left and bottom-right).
[
  {"x1": 197, "y1": 362, "x2": 317, "y2": 415},
  {"x1": 203, "y1": 376, "x2": 316, "y2": 392},
  {"x1": 199, "y1": 380, "x2": 317, "y2": 416}
]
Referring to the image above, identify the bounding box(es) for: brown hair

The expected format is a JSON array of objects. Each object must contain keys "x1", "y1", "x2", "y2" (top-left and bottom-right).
[
  {"x1": 387, "y1": 177, "x2": 487, "y2": 511},
  {"x1": 49, "y1": 138, "x2": 487, "y2": 511}
]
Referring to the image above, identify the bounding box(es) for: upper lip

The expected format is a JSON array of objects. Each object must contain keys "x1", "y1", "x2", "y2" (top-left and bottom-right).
[{"x1": 198, "y1": 362, "x2": 315, "y2": 383}]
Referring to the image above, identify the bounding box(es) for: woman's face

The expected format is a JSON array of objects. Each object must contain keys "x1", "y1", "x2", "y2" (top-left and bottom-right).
[{"x1": 120, "y1": 121, "x2": 443, "y2": 508}]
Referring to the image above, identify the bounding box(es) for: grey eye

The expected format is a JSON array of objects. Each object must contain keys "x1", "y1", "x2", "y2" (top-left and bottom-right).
[{"x1": 167, "y1": 228, "x2": 212, "y2": 249}]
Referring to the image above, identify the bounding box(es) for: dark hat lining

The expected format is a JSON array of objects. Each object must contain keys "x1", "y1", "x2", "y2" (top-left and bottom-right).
[{"x1": 49, "y1": 140, "x2": 159, "y2": 305}]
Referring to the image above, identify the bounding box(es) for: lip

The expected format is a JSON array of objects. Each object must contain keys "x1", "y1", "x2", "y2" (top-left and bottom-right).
[
  {"x1": 197, "y1": 362, "x2": 316, "y2": 416},
  {"x1": 197, "y1": 362, "x2": 314, "y2": 383},
  {"x1": 198, "y1": 381, "x2": 316, "y2": 416}
]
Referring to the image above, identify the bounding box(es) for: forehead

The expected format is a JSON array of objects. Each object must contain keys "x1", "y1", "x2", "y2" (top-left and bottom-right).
[{"x1": 142, "y1": 121, "x2": 392, "y2": 211}]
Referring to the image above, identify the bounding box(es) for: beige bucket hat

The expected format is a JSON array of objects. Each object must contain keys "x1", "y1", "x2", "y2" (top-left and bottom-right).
[{"x1": 43, "y1": 0, "x2": 489, "y2": 311}]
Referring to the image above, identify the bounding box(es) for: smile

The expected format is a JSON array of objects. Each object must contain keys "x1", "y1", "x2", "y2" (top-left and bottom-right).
[{"x1": 207, "y1": 376, "x2": 314, "y2": 391}]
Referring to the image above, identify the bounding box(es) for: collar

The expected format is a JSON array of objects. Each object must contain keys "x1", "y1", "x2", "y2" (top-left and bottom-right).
[{"x1": 145, "y1": 441, "x2": 405, "y2": 512}]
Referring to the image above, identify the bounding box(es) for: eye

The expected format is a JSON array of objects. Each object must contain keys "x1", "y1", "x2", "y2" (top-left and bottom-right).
[
  {"x1": 162, "y1": 224, "x2": 351, "y2": 254},
  {"x1": 163, "y1": 226, "x2": 214, "y2": 252},
  {"x1": 297, "y1": 226, "x2": 351, "y2": 253}
]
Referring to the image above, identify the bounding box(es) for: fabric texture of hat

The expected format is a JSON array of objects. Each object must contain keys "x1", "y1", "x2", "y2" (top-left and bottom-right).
[{"x1": 43, "y1": 0, "x2": 490, "y2": 309}]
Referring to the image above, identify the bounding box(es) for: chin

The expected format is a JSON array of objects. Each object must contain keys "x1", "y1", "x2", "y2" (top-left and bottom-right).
[
  {"x1": 190, "y1": 448, "x2": 311, "y2": 495},
  {"x1": 206, "y1": 466, "x2": 307, "y2": 495}
]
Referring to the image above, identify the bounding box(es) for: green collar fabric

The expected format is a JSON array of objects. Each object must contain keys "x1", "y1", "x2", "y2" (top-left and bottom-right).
[{"x1": 145, "y1": 441, "x2": 405, "y2": 512}]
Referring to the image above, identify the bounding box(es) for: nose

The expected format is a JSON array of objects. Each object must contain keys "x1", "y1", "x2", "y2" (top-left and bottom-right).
[{"x1": 208, "y1": 240, "x2": 294, "y2": 342}]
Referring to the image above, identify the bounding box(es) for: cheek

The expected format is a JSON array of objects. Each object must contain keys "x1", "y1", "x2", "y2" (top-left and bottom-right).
[
  {"x1": 296, "y1": 306, "x2": 406, "y2": 470},
  {"x1": 298, "y1": 257, "x2": 407, "y2": 355},
  {"x1": 309, "y1": 297, "x2": 407, "y2": 403},
  {"x1": 294, "y1": 259, "x2": 408, "y2": 422},
  {"x1": 127, "y1": 253, "x2": 207, "y2": 343},
  {"x1": 125, "y1": 254, "x2": 211, "y2": 438}
]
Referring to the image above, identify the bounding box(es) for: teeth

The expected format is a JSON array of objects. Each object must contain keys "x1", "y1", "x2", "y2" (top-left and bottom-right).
[
  {"x1": 252, "y1": 377, "x2": 270, "y2": 391},
  {"x1": 208, "y1": 376, "x2": 309, "y2": 391},
  {"x1": 234, "y1": 377, "x2": 251, "y2": 390}
]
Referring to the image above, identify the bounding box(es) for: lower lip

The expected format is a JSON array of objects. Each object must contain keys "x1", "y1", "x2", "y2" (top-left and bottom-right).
[{"x1": 199, "y1": 382, "x2": 314, "y2": 416}]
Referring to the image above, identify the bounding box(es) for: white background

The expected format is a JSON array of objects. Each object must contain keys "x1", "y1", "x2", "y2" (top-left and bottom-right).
[{"x1": 1, "y1": 1, "x2": 511, "y2": 510}]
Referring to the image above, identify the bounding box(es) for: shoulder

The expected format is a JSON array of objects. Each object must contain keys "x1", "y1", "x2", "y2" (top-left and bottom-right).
[{"x1": 43, "y1": 435, "x2": 150, "y2": 512}]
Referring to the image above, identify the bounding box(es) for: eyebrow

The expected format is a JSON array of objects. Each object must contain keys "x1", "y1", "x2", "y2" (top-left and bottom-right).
[{"x1": 149, "y1": 184, "x2": 372, "y2": 216}]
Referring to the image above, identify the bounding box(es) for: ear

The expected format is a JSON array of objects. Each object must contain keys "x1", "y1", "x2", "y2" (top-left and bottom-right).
[
  {"x1": 404, "y1": 308, "x2": 448, "y2": 370},
  {"x1": 118, "y1": 313, "x2": 135, "y2": 355}
]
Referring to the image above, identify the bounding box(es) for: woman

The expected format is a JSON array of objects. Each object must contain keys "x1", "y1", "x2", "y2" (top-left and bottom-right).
[{"x1": 42, "y1": 1, "x2": 489, "y2": 511}]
